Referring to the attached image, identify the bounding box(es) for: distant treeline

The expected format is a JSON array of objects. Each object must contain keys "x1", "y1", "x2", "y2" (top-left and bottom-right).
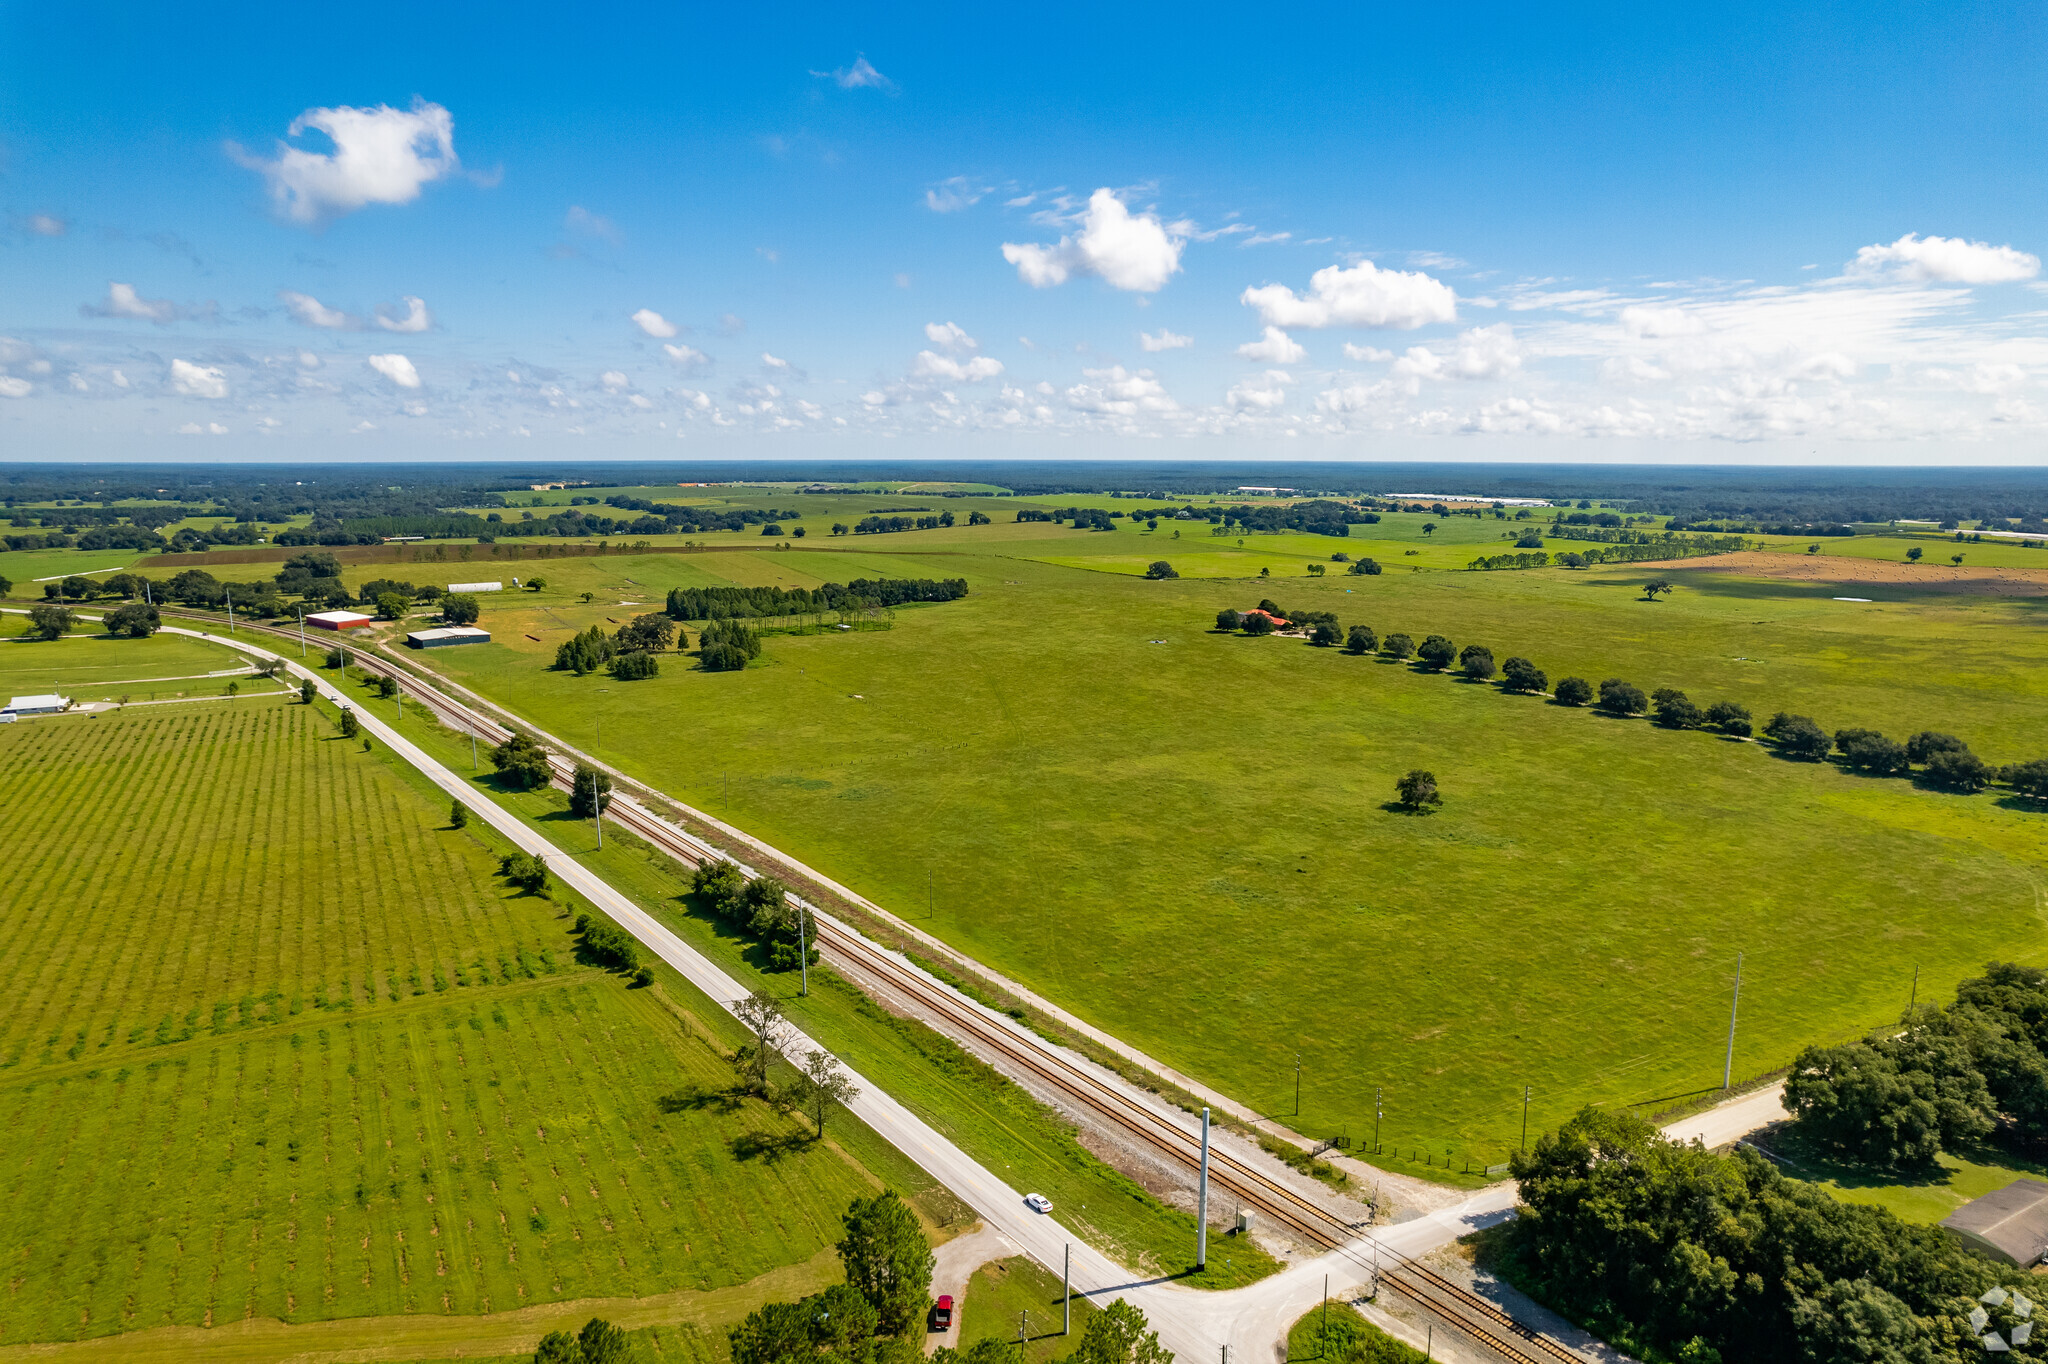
[{"x1": 664, "y1": 578, "x2": 968, "y2": 620}]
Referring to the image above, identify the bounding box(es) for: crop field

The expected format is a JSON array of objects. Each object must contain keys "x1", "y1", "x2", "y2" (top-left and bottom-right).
[
  {"x1": 374, "y1": 511, "x2": 2048, "y2": 1168},
  {"x1": 0, "y1": 630, "x2": 248, "y2": 695},
  {"x1": 0, "y1": 698, "x2": 904, "y2": 1347}
]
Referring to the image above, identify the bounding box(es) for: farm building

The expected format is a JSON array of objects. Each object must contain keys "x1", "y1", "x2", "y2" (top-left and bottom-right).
[
  {"x1": 447, "y1": 581, "x2": 503, "y2": 593},
  {"x1": 1241, "y1": 608, "x2": 1290, "y2": 628},
  {"x1": 3, "y1": 694, "x2": 70, "y2": 717},
  {"x1": 1940, "y1": 1178, "x2": 2048, "y2": 1266},
  {"x1": 406, "y1": 626, "x2": 491, "y2": 649},
  {"x1": 305, "y1": 610, "x2": 374, "y2": 631}
]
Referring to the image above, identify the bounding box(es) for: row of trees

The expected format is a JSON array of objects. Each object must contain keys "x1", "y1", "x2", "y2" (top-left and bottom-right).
[
  {"x1": 1506, "y1": 1106, "x2": 2018, "y2": 1364},
  {"x1": 1212, "y1": 606, "x2": 2048, "y2": 794},
  {"x1": 690, "y1": 860, "x2": 818, "y2": 972},
  {"x1": 663, "y1": 577, "x2": 968, "y2": 621},
  {"x1": 15, "y1": 602, "x2": 159, "y2": 640},
  {"x1": 1785, "y1": 962, "x2": 2048, "y2": 1167},
  {"x1": 553, "y1": 614, "x2": 673, "y2": 677}
]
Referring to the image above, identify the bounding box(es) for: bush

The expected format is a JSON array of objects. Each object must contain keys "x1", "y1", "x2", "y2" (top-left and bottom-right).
[
  {"x1": 700, "y1": 643, "x2": 749, "y2": 672},
  {"x1": 1595, "y1": 679, "x2": 1647, "y2": 715},
  {"x1": 1705, "y1": 700, "x2": 1751, "y2": 736},
  {"x1": 1347, "y1": 557, "x2": 1383, "y2": 576},
  {"x1": 1144, "y1": 560, "x2": 1178, "y2": 580},
  {"x1": 1922, "y1": 747, "x2": 1992, "y2": 792},
  {"x1": 1345, "y1": 624, "x2": 1378, "y2": 654},
  {"x1": 491, "y1": 733, "x2": 553, "y2": 789},
  {"x1": 442, "y1": 594, "x2": 482, "y2": 626},
  {"x1": 1835, "y1": 728, "x2": 1910, "y2": 774},
  {"x1": 1651, "y1": 688, "x2": 1701, "y2": 729},
  {"x1": 1380, "y1": 632, "x2": 1414, "y2": 660},
  {"x1": 1241, "y1": 612, "x2": 1276, "y2": 637},
  {"x1": 1416, "y1": 634, "x2": 1456, "y2": 670},
  {"x1": 1501, "y1": 656, "x2": 1546, "y2": 693},
  {"x1": 2004, "y1": 758, "x2": 2048, "y2": 798},
  {"x1": 573, "y1": 912, "x2": 639, "y2": 972},
  {"x1": 1458, "y1": 644, "x2": 1495, "y2": 681},
  {"x1": 1906, "y1": 730, "x2": 1967, "y2": 765},
  {"x1": 610, "y1": 650, "x2": 659, "y2": 680},
  {"x1": 498, "y1": 851, "x2": 550, "y2": 895},
  {"x1": 569, "y1": 764, "x2": 612, "y2": 818},
  {"x1": 1310, "y1": 620, "x2": 1342, "y2": 647},
  {"x1": 1553, "y1": 676, "x2": 1593, "y2": 706},
  {"x1": 377, "y1": 673, "x2": 398, "y2": 699},
  {"x1": 1215, "y1": 608, "x2": 1242, "y2": 631},
  {"x1": 1764, "y1": 712, "x2": 1832, "y2": 761},
  {"x1": 1395, "y1": 769, "x2": 1440, "y2": 810}
]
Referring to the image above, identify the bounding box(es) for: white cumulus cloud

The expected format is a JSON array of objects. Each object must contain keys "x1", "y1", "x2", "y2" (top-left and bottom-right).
[
  {"x1": 170, "y1": 359, "x2": 228, "y2": 399},
  {"x1": 1392, "y1": 324, "x2": 1523, "y2": 382},
  {"x1": 1064, "y1": 365, "x2": 1178, "y2": 416},
  {"x1": 1228, "y1": 370, "x2": 1294, "y2": 410},
  {"x1": 366, "y1": 353, "x2": 421, "y2": 388},
  {"x1": 375, "y1": 296, "x2": 432, "y2": 332},
  {"x1": 632, "y1": 308, "x2": 679, "y2": 338},
  {"x1": 663, "y1": 343, "x2": 710, "y2": 370},
  {"x1": 1236, "y1": 326, "x2": 1305, "y2": 364},
  {"x1": 230, "y1": 98, "x2": 460, "y2": 225},
  {"x1": 925, "y1": 321, "x2": 978, "y2": 350},
  {"x1": 279, "y1": 290, "x2": 355, "y2": 329},
  {"x1": 1139, "y1": 329, "x2": 1193, "y2": 352},
  {"x1": 761, "y1": 353, "x2": 791, "y2": 370},
  {"x1": 1850, "y1": 233, "x2": 2040, "y2": 284},
  {"x1": 1242, "y1": 259, "x2": 1458, "y2": 329},
  {"x1": 600, "y1": 370, "x2": 630, "y2": 392},
  {"x1": 0, "y1": 376, "x2": 31, "y2": 398},
  {"x1": 1002, "y1": 189, "x2": 1184, "y2": 293},
  {"x1": 913, "y1": 351, "x2": 1005, "y2": 382},
  {"x1": 1343, "y1": 343, "x2": 1394, "y2": 362},
  {"x1": 177, "y1": 421, "x2": 229, "y2": 435},
  {"x1": 86, "y1": 282, "x2": 178, "y2": 324},
  {"x1": 925, "y1": 177, "x2": 987, "y2": 213}
]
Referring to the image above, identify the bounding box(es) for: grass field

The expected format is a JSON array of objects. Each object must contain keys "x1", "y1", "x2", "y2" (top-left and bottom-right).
[
  {"x1": 953, "y1": 1256, "x2": 1096, "y2": 1361},
  {"x1": 372, "y1": 521, "x2": 2048, "y2": 1169},
  {"x1": 0, "y1": 630, "x2": 249, "y2": 696},
  {"x1": 0, "y1": 698, "x2": 934, "y2": 1347},
  {"x1": 1763, "y1": 1130, "x2": 2048, "y2": 1227}
]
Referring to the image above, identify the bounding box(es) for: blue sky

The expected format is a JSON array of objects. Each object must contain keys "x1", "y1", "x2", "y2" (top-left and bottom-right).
[{"x1": 3, "y1": 1, "x2": 2047, "y2": 462}]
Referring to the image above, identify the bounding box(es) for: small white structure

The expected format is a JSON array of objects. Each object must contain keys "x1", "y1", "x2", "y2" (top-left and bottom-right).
[
  {"x1": 4, "y1": 693, "x2": 70, "y2": 718},
  {"x1": 447, "y1": 581, "x2": 504, "y2": 593},
  {"x1": 306, "y1": 610, "x2": 374, "y2": 631}
]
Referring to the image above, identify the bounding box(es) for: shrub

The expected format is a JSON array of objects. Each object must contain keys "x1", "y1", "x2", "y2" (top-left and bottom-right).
[
  {"x1": 1764, "y1": 712, "x2": 1832, "y2": 760},
  {"x1": 1144, "y1": 560, "x2": 1178, "y2": 580},
  {"x1": 2004, "y1": 758, "x2": 2048, "y2": 798},
  {"x1": 499, "y1": 852, "x2": 550, "y2": 895},
  {"x1": 1345, "y1": 624, "x2": 1378, "y2": 654},
  {"x1": 1596, "y1": 679, "x2": 1647, "y2": 716},
  {"x1": 1241, "y1": 612, "x2": 1276, "y2": 637},
  {"x1": 1922, "y1": 748, "x2": 1992, "y2": 792},
  {"x1": 1501, "y1": 657, "x2": 1546, "y2": 693},
  {"x1": 1394, "y1": 769, "x2": 1440, "y2": 810},
  {"x1": 1553, "y1": 676, "x2": 1593, "y2": 706},
  {"x1": 609, "y1": 650, "x2": 659, "y2": 680},
  {"x1": 1835, "y1": 729, "x2": 1910, "y2": 774},
  {"x1": 1416, "y1": 634, "x2": 1456, "y2": 670},
  {"x1": 1380, "y1": 632, "x2": 1414, "y2": 660},
  {"x1": 1458, "y1": 644, "x2": 1495, "y2": 680},
  {"x1": 1215, "y1": 608, "x2": 1242, "y2": 631},
  {"x1": 1651, "y1": 688, "x2": 1702, "y2": 729},
  {"x1": 572, "y1": 913, "x2": 639, "y2": 972},
  {"x1": 491, "y1": 733, "x2": 553, "y2": 789},
  {"x1": 1906, "y1": 730, "x2": 1967, "y2": 765},
  {"x1": 1310, "y1": 620, "x2": 1342, "y2": 647},
  {"x1": 1705, "y1": 700, "x2": 1752, "y2": 736},
  {"x1": 1347, "y1": 557, "x2": 1383, "y2": 576}
]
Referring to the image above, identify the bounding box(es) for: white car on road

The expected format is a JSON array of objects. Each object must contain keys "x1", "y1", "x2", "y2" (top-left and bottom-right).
[{"x1": 1024, "y1": 1192, "x2": 1053, "y2": 1214}]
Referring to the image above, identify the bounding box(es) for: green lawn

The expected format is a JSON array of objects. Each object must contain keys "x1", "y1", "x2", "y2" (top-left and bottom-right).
[
  {"x1": 1285, "y1": 1304, "x2": 1427, "y2": 1363},
  {"x1": 0, "y1": 629, "x2": 247, "y2": 696},
  {"x1": 954, "y1": 1256, "x2": 1096, "y2": 1361},
  {"x1": 0, "y1": 698, "x2": 906, "y2": 1347},
  {"x1": 1765, "y1": 1132, "x2": 2048, "y2": 1226},
  {"x1": 388, "y1": 530, "x2": 2048, "y2": 1170}
]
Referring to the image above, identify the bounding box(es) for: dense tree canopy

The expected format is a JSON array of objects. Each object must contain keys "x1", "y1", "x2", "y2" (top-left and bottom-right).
[
  {"x1": 103, "y1": 602, "x2": 159, "y2": 638},
  {"x1": 1458, "y1": 644, "x2": 1496, "y2": 680},
  {"x1": 1501, "y1": 656, "x2": 1547, "y2": 693},
  {"x1": 836, "y1": 1191, "x2": 935, "y2": 1336},
  {"x1": 491, "y1": 733, "x2": 553, "y2": 790},
  {"x1": 1764, "y1": 712, "x2": 1832, "y2": 760},
  {"x1": 1394, "y1": 769, "x2": 1440, "y2": 811},
  {"x1": 1380, "y1": 632, "x2": 1414, "y2": 660},
  {"x1": 1416, "y1": 634, "x2": 1456, "y2": 670},
  {"x1": 1595, "y1": 679, "x2": 1647, "y2": 716},
  {"x1": 1553, "y1": 676, "x2": 1592, "y2": 706},
  {"x1": 1345, "y1": 624, "x2": 1378, "y2": 654}
]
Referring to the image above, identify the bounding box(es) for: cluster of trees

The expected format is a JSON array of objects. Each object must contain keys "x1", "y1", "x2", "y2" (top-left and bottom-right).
[
  {"x1": 1785, "y1": 963, "x2": 2048, "y2": 1167},
  {"x1": 1505, "y1": 1106, "x2": 2017, "y2": 1364},
  {"x1": 699, "y1": 618, "x2": 761, "y2": 672},
  {"x1": 490, "y1": 732, "x2": 554, "y2": 790},
  {"x1": 1469, "y1": 551, "x2": 1553, "y2": 571},
  {"x1": 690, "y1": 860, "x2": 818, "y2": 972},
  {"x1": 1144, "y1": 560, "x2": 1179, "y2": 579},
  {"x1": 1545, "y1": 526, "x2": 1751, "y2": 553},
  {"x1": 729, "y1": 1192, "x2": 934, "y2": 1362},
  {"x1": 664, "y1": 578, "x2": 968, "y2": 620},
  {"x1": 496, "y1": 851, "x2": 551, "y2": 896},
  {"x1": 1221, "y1": 499, "x2": 1378, "y2": 536},
  {"x1": 1045, "y1": 507, "x2": 1119, "y2": 531},
  {"x1": 554, "y1": 614, "x2": 673, "y2": 678},
  {"x1": 1759, "y1": 716, "x2": 2008, "y2": 790},
  {"x1": 532, "y1": 1317, "x2": 630, "y2": 1363},
  {"x1": 852, "y1": 514, "x2": 926, "y2": 534},
  {"x1": 571, "y1": 913, "x2": 651, "y2": 986}
]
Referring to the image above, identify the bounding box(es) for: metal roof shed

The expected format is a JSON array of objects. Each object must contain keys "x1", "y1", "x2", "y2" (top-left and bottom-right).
[
  {"x1": 4, "y1": 694, "x2": 70, "y2": 715},
  {"x1": 1941, "y1": 1178, "x2": 2048, "y2": 1267},
  {"x1": 405, "y1": 626, "x2": 492, "y2": 648},
  {"x1": 306, "y1": 610, "x2": 374, "y2": 631}
]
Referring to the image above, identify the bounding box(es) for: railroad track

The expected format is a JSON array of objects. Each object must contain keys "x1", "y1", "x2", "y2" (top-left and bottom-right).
[{"x1": 184, "y1": 613, "x2": 1580, "y2": 1361}]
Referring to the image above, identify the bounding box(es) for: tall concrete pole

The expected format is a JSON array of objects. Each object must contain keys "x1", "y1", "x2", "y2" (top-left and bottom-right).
[
  {"x1": 1063, "y1": 1243, "x2": 1071, "y2": 1335},
  {"x1": 1723, "y1": 951, "x2": 1744, "y2": 1090},
  {"x1": 1196, "y1": 1106, "x2": 1211, "y2": 1270}
]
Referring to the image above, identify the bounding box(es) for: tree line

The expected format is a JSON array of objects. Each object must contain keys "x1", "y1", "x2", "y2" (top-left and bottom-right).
[
  {"x1": 553, "y1": 615, "x2": 673, "y2": 678},
  {"x1": 1784, "y1": 962, "x2": 2048, "y2": 1169},
  {"x1": 664, "y1": 577, "x2": 967, "y2": 621},
  {"x1": 1503, "y1": 1106, "x2": 2023, "y2": 1364},
  {"x1": 1207, "y1": 603, "x2": 2048, "y2": 797}
]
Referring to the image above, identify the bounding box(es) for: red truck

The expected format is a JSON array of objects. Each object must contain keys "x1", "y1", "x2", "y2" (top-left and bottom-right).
[{"x1": 930, "y1": 1294, "x2": 955, "y2": 1331}]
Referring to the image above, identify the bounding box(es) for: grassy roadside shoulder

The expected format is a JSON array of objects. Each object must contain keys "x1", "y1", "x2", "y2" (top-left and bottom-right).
[{"x1": 327, "y1": 669, "x2": 1281, "y2": 1290}]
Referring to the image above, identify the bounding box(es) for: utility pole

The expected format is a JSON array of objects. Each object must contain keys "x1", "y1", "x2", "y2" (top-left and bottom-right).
[
  {"x1": 1321, "y1": 1274, "x2": 1329, "y2": 1353},
  {"x1": 1196, "y1": 1107, "x2": 1211, "y2": 1270},
  {"x1": 1909, "y1": 964, "x2": 1920, "y2": 1012},
  {"x1": 1374, "y1": 1086, "x2": 1382, "y2": 1154},
  {"x1": 798, "y1": 910, "x2": 809, "y2": 996},
  {"x1": 928, "y1": 868, "x2": 934, "y2": 920},
  {"x1": 1723, "y1": 951, "x2": 1744, "y2": 1090},
  {"x1": 1295, "y1": 1051, "x2": 1302, "y2": 1116},
  {"x1": 226, "y1": 585, "x2": 235, "y2": 633},
  {"x1": 297, "y1": 606, "x2": 306, "y2": 657},
  {"x1": 470, "y1": 730, "x2": 478, "y2": 772},
  {"x1": 1521, "y1": 1085, "x2": 1531, "y2": 1152},
  {"x1": 1017, "y1": 1309, "x2": 1028, "y2": 1343},
  {"x1": 1063, "y1": 1243, "x2": 1071, "y2": 1335}
]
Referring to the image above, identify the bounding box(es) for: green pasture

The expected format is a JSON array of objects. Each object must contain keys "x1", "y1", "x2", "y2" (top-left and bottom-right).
[
  {"x1": 342, "y1": 663, "x2": 1278, "y2": 1288},
  {"x1": 1763, "y1": 1128, "x2": 2048, "y2": 1227},
  {"x1": 0, "y1": 546, "x2": 148, "y2": 587},
  {"x1": 386, "y1": 536, "x2": 2048, "y2": 1170},
  {"x1": 953, "y1": 1255, "x2": 1096, "y2": 1360},
  {"x1": 0, "y1": 629, "x2": 248, "y2": 694},
  {"x1": 0, "y1": 699, "x2": 921, "y2": 1346}
]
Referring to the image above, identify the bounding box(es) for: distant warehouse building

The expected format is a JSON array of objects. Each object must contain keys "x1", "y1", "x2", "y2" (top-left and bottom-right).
[
  {"x1": 447, "y1": 581, "x2": 503, "y2": 593},
  {"x1": 306, "y1": 610, "x2": 374, "y2": 631},
  {"x1": 1940, "y1": 1178, "x2": 2048, "y2": 1267},
  {"x1": 3, "y1": 694, "x2": 70, "y2": 719},
  {"x1": 406, "y1": 626, "x2": 491, "y2": 649}
]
